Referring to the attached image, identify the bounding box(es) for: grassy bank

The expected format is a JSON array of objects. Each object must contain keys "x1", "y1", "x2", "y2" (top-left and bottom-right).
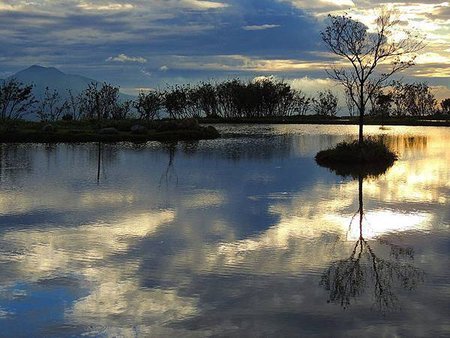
[{"x1": 0, "y1": 119, "x2": 220, "y2": 143}]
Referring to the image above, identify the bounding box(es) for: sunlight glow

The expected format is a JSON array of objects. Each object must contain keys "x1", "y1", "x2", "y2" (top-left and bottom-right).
[{"x1": 347, "y1": 210, "x2": 431, "y2": 241}]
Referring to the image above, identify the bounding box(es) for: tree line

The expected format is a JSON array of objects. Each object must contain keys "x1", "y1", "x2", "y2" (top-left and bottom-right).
[{"x1": 0, "y1": 77, "x2": 449, "y2": 122}]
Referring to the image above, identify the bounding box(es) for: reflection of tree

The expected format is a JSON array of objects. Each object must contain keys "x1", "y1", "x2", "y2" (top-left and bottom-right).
[
  {"x1": 160, "y1": 142, "x2": 178, "y2": 187},
  {"x1": 97, "y1": 142, "x2": 102, "y2": 183},
  {"x1": 0, "y1": 144, "x2": 33, "y2": 183},
  {"x1": 181, "y1": 141, "x2": 199, "y2": 155},
  {"x1": 94, "y1": 143, "x2": 118, "y2": 184},
  {"x1": 217, "y1": 135, "x2": 293, "y2": 162},
  {"x1": 384, "y1": 135, "x2": 428, "y2": 155},
  {"x1": 320, "y1": 175, "x2": 424, "y2": 312},
  {"x1": 316, "y1": 135, "x2": 429, "y2": 179}
]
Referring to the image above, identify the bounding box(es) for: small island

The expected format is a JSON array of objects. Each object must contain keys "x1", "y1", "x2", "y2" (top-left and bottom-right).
[{"x1": 315, "y1": 138, "x2": 397, "y2": 179}]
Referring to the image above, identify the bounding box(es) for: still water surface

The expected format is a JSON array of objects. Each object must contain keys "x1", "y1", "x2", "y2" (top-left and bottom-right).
[{"x1": 0, "y1": 125, "x2": 449, "y2": 337}]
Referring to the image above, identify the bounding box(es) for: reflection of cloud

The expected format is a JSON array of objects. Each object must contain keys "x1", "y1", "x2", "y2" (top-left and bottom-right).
[
  {"x1": 0, "y1": 209, "x2": 205, "y2": 335},
  {"x1": 328, "y1": 210, "x2": 432, "y2": 241},
  {"x1": 187, "y1": 131, "x2": 448, "y2": 277},
  {"x1": 0, "y1": 128, "x2": 448, "y2": 334},
  {"x1": 2, "y1": 210, "x2": 175, "y2": 279},
  {"x1": 183, "y1": 191, "x2": 226, "y2": 209},
  {"x1": 70, "y1": 279, "x2": 198, "y2": 335}
]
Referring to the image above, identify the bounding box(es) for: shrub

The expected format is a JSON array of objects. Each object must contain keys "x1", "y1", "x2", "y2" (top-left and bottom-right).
[
  {"x1": 312, "y1": 90, "x2": 338, "y2": 116},
  {"x1": 62, "y1": 114, "x2": 73, "y2": 121},
  {"x1": 315, "y1": 138, "x2": 397, "y2": 178}
]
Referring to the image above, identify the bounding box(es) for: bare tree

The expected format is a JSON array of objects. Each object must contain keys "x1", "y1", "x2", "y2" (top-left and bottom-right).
[
  {"x1": 0, "y1": 78, "x2": 36, "y2": 120},
  {"x1": 37, "y1": 87, "x2": 68, "y2": 122},
  {"x1": 345, "y1": 87, "x2": 357, "y2": 117},
  {"x1": 111, "y1": 100, "x2": 132, "y2": 120},
  {"x1": 321, "y1": 8, "x2": 424, "y2": 145},
  {"x1": 312, "y1": 90, "x2": 338, "y2": 116},
  {"x1": 391, "y1": 81, "x2": 436, "y2": 116},
  {"x1": 135, "y1": 90, "x2": 163, "y2": 121},
  {"x1": 441, "y1": 98, "x2": 450, "y2": 115},
  {"x1": 289, "y1": 90, "x2": 311, "y2": 116},
  {"x1": 66, "y1": 90, "x2": 82, "y2": 120}
]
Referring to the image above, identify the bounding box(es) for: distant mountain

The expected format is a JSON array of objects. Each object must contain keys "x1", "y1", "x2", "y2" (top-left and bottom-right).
[{"x1": 7, "y1": 65, "x2": 133, "y2": 101}]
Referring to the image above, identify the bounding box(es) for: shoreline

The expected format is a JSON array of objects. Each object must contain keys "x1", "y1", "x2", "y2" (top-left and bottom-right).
[
  {"x1": 0, "y1": 117, "x2": 448, "y2": 144},
  {"x1": 200, "y1": 117, "x2": 450, "y2": 127},
  {"x1": 0, "y1": 119, "x2": 220, "y2": 143},
  {"x1": 0, "y1": 129, "x2": 219, "y2": 143}
]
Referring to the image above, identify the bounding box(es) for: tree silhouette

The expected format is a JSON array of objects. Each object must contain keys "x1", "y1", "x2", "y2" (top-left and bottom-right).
[
  {"x1": 0, "y1": 78, "x2": 36, "y2": 120},
  {"x1": 135, "y1": 90, "x2": 163, "y2": 121},
  {"x1": 79, "y1": 82, "x2": 121, "y2": 120},
  {"x1": 321, "y1": 8, "x2": 424, "y2": 145},
  {"x1": 312, "y1": 90, "x2": 338, "y2": 116},
  {"x1": 37, "y1": 87, "x2": 68, "y2": 122},
  {"x1": 440, "y1": 98, "x2": 450, "y2": 115},
  {"x1": 391, "y1": 81, "x2": 436, "y2": 116}
]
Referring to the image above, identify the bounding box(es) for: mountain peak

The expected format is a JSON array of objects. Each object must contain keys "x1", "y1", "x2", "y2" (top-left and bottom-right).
[
  {"x1": 7, "y1": 65, "x2": 133, "y2": 105},
  {"x1": 22, "y1": 65, "x2": 64, "y2": 75}
]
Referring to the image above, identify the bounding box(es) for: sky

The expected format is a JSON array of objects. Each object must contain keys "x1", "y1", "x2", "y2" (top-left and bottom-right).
[{"x1": 0, "y1": 0, "x2": 449, "y2": 99}]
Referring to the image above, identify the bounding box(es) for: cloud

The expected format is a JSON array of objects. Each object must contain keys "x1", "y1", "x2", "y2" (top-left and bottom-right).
[
  {"x1": 152, "y1": 54, "x2": 330, "y2": 73},
  {"x1": 242, "y1": 24, "x2": 280, "y2": 31},
  {"x1": 140, "y1": 68, "x2": 152, "y2": 77},
  {"x1": 181, "y1": 0, "x2": 228, "y2": 9},
  {"x1": 0, "y1": 3, "x2": 18, "y2": 11},
  {"x1": 106, "y1": 54, "x2": 147, "y2": 63},
  {"x1": 0, "y1": 0, "x2": 448, "y2": 95},
  {"x1": 289, "y1": 76, "x2": 338, "y2": 93},
  {"x1": 77, "y1": 2, "x2": 134, "y2": 11},
  {"x1": 251, "y1": 75, "x2": 343, "y2": 102},
  {"x1": 279, "y1": 0, "x2": 355, "y2": 14}
]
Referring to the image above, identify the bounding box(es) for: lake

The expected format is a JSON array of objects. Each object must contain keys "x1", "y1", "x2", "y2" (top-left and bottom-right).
[{"x1": 0, "y1": 124, "x2": 449, "y2": 337}]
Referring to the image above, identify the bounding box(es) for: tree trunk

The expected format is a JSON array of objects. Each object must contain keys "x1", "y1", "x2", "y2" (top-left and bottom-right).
[
  {"x1": 359, "y1": 88, "x2": 365, "y2": 146},
  {"x1": 359, "y1": 112, "x2": 364, "y2": 145}
]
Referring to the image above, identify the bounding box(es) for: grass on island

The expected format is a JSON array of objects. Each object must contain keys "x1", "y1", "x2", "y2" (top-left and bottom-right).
[
  {"x1": 0, "y1": 119, "x2": 220, "y2": 143},
  {"x1": 315, "y1": 138, "x2": 398, "y2": 179}
]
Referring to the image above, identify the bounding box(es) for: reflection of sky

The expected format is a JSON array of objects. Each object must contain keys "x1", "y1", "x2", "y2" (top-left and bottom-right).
[{"x1": 0, "y1": 125, "x2": 449, "y2": 336}]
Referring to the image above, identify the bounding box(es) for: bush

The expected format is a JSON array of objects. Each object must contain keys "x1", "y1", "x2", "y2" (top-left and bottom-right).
[
  {"x1": 315, "y1": 138, "x2": 397, "y2": 178},
  {"x1": 62, "y1": 114, "x2": 73, "y2": 121},
  {"x1": 312, "y1": 90, "x2": 338, "y2": 116}
]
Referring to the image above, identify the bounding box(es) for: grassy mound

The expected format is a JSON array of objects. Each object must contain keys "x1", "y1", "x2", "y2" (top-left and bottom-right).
[{"x1": 315, "y1": 138, "x2": 397, "y2": 178}]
